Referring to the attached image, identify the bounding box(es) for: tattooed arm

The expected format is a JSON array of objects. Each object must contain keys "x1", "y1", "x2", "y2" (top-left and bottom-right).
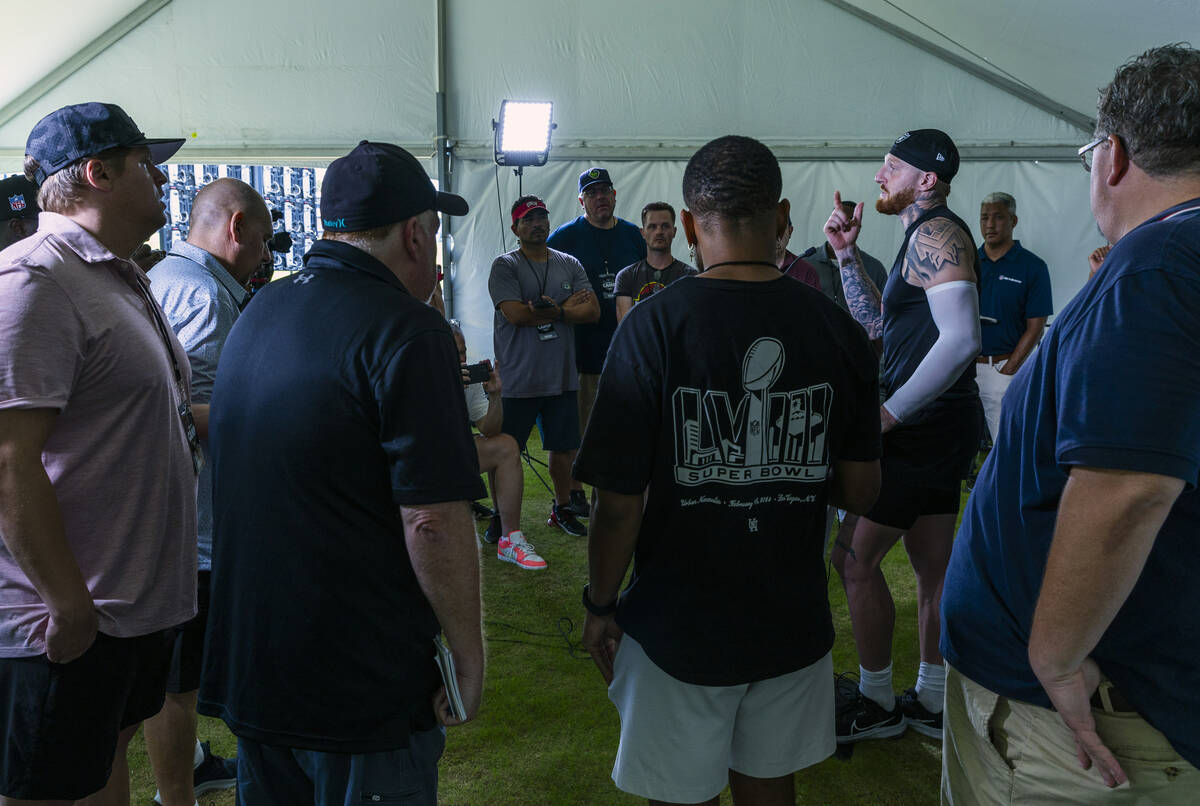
[
  {"x1": 825, "y1": 192, "x2": 884, "y2": 338},
  {"x1": 838, "y1": 248, "x2": 884, "y2": 339},
  {"x1": 903, "y1": 217, "x2": 976, "y2": 288},
  {"x1": 881, "y1": 217, "x2": 982, "y2": 425}
]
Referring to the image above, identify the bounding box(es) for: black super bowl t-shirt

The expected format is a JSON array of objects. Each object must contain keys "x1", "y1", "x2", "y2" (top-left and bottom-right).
[{"x1": 574, "y1": 275, "x2": 880, "y2": 685}]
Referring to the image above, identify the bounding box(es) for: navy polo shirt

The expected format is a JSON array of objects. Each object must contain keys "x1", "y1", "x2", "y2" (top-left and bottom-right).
[
  {"x1": 199, "y1": 239, "x2": 485, "y2": 753},
  {"x1": 942, "y1": 199, "x2": 1200, "y2": 766},
  {"x1": 977, "y1": 240, "x2": 1053, "y2": 355}
]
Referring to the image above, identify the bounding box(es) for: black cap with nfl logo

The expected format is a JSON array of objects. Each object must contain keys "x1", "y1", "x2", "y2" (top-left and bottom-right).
[{"x1": 0, "y1": 176, "x2": 40, "y2": 221}]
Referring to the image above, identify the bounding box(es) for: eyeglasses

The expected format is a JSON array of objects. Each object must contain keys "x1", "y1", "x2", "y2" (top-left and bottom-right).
[{"x1": 1078, "y1": 135, "x2": 1110, "y2": 172}]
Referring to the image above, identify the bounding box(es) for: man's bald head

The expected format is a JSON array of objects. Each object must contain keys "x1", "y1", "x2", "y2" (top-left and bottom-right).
[
  {"x1": 190, "y1": 178, "x2": 270, "y2": 233},
  {"x1": 186, "y1": 178, "x2": 273, "y2": 284}
]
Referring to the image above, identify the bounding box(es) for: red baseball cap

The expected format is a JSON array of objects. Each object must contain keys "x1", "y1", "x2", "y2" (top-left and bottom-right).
[{"x1": 512, "y1": 197, "x2": 548, "y2": 225}]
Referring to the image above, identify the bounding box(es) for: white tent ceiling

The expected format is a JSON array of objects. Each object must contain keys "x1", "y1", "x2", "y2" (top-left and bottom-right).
[{"x1": 2, "y1": 0, "x2": 1195, "y2": 355}]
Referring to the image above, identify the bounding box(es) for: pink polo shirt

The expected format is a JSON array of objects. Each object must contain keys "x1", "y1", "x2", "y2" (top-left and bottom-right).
[{"x1": 0, "y1": 212, "x2": 197, "y2": 656}]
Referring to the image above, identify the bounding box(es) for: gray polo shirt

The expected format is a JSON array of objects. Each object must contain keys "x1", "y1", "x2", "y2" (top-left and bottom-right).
[
  {"x1": 489, "y1": 248, "x2": 591, "y2": 399},
  {"x1": 151, "y1": 241, "x2": 248, "y2": 572},
  {"x1": 806, "y1": 242, "x2": 889, "y2": 313}
]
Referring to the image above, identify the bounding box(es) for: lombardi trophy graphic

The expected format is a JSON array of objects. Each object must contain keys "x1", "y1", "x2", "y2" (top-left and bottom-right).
[{"x1": 742, "y1": 337, "x2": 785, "y2": 466}]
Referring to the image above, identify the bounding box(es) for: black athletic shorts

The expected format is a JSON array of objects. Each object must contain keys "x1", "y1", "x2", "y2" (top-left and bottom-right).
[
  {"x1": 881, "y1": 401, "x2": 980, "y2": 482},
  {"x1": 866, "y1": 400, "x2": 980, "y2": 529},
  {"x1": 165, "y1": 570, "x2": 211, "y2": 694},
  {"x1": 865, "y1": 469, "x2": 963, "y2": 530},
  {"x1": 0, "y1": 629, "x2": 173, "y2": 800},
  {"x1": 500, "y1": 392, "x2": 580, "y2": 452}
]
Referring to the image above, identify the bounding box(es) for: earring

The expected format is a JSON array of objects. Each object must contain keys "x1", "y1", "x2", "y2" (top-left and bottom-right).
[{"x1": 688, "y1": 242, "x2": 696, "y2": 262}]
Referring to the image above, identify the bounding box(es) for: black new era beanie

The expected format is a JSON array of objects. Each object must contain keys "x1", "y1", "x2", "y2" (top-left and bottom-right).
[
  {"x1": 320, "y1": 141, "x2": 468, "y2": 232},
  {"x1": 889, "y1": 129, "x2": 960, "y2": 183}
]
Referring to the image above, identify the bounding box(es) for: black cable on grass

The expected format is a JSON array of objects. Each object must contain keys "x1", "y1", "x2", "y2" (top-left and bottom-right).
[
  {"x1": 484, "y1": 617, "x2": 591, "y2": 661},
  {"x1": 519, "y1": 449, "x2": 555, "y2": 498}
]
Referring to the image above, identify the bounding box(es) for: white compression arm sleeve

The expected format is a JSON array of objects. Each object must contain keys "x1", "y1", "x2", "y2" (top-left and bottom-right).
[{"x1": 882, "y1": 281, "x2": 982, "y2": 423}]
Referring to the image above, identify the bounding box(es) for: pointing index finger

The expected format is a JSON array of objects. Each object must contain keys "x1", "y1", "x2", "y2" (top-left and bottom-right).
[{"x1": 834, "y1": 190, "x2": 843, "y2": 210}]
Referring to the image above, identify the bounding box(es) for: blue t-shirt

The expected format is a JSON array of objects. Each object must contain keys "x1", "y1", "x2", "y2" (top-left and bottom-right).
[
  {"x1": 547, "y1": 215, "x2": 646, "y2": 374},
  {"x1": 978, "y1": 240, "x2": 1053, "y2": 355},
  {"x1": 150, "y1": 242, "x2": 248, "y2": 572},
  {"x1": 941, "y1": 199, "x2": 1200, "y2": 766},
  {"x1": 198, "y1": 240, "x2": 486, "y2": 753},
  {"x1": 574, "y1": 275, "x2": 880, "y2": 686}
]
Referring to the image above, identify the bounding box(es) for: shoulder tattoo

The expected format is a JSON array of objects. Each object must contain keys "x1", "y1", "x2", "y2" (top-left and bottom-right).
[{"x1": 906, "y1": 219, "x2": 967, "y2": 283}]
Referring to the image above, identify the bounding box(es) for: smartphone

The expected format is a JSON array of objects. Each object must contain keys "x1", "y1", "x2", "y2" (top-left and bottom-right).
[
  {"x1": 462, "y1": 362, "x2": 490, "y2": 384},
  {"x1": 532, "y1": 298, "x2": 556, "y2": 309}
]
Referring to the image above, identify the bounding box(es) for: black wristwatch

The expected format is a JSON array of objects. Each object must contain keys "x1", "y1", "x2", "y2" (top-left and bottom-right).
[{"x1": 582, "y1": 583, "x2": 618, "y2": 616}]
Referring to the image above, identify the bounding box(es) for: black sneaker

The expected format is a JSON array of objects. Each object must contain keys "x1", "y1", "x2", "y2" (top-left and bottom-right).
[
  {"x1": 898, "y1": 687, "x2": 942, "y2": 740},
  {"x1": 547, "y1": 504, "x2": 587, "y2": 537},
  {"x1": 834, "y1": 675, "x2": 907, "y2": 744},
  {"x1": 482, "y1": 514, "x2": 502, "y2": 544},
  {"x1": 194, "y1": 741, "x2": 238, "y2": 795},
  {"x1": 155, "y1": 741, "x2": 238, "y2": 803},
  {"x1": 560, "y1": 489, "x2": 591, "y2": 519},
  {"x1": 471, "y1": 501, "x2": 495, "y2": 520}
]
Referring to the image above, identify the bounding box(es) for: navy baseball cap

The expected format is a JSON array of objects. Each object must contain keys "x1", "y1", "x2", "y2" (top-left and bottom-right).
[
  {"x1": 25, "y1": 103, "x2": 185, "y2": 184},
  {"x1": 578, "y1": 167, "x2": 613, "y2": 194},
  {"x1": 889, "y1": 129, "x2": 960, "y2": 183},
  {"x1": 0, "y1": 175, "x2": 40, "y2": 221},
  {"x1": 320, "y1": 141, "x2": 468, "y2": 232}
]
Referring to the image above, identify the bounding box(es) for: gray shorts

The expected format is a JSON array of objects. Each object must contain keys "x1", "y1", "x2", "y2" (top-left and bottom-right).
[{"x1": 607, "y1": 634, "x2": 834, "y2": 803}]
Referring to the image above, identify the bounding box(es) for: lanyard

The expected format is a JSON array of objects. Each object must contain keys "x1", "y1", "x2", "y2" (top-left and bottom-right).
[
  {"x1": 133, "y1": 278, "x2": 188, "y2": 402},
  {"x1": 519, "y1": 252, "x2": 550, "y2": 298},
  {"x1": 130, "y1": 271, "x2": 203, "y2": 475},
  {"x1": 592, "y1": 223, "x2": 615, "y2": 275}
]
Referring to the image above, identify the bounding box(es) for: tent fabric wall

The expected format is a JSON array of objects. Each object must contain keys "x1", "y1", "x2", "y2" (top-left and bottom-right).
[
  {"x1": 3, "y1": 0, "x2": 1126, "y2": 165},
  {"x1": 446, "y1": 0, "x2": 1081, "y2": 151},
  {"x1": 0, "y1": 0, "x2": 1165, "y2": 366},
  {"x1": 0, "y1": 0, "x2": 438, "y2": 166},
  {"x1": 448, "y1": 156, "x2": 1095, "y2": 364}
]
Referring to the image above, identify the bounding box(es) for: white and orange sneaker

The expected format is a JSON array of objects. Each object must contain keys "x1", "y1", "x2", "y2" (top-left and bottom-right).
[{"x1": 497, "y1": 530, "x2": 547, "y2": 571}]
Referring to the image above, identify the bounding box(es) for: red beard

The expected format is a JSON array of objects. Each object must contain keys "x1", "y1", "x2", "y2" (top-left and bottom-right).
[{"x1": 875, "y1": 185, "x2": 917, "y2": 215}]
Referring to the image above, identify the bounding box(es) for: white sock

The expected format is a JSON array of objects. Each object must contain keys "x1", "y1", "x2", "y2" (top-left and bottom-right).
[
  {"x1": 859, "y1": 663, "x2": 895, "y2": 710},
  {"x1": 916, "y1": 662, "x2": 946, "y2": 713}
]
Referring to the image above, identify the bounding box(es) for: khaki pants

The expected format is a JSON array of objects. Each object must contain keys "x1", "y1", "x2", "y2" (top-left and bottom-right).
[
  {"x1": 975, "y1": 359, "x2": 1013, "y2": 443},
  {"x1": 941, "y1": 664, "x2": 1199, "y2": 804}
]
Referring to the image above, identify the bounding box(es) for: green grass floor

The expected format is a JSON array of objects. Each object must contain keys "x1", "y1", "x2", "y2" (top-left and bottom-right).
[{"x1": 128, "y1": 434, "x2": 970, "y2": 805}]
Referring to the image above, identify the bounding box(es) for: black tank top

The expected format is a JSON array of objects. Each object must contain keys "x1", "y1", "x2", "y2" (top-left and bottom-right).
[{"x1": 880, "y1": 205, "x2": 978, "y2": 414}]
